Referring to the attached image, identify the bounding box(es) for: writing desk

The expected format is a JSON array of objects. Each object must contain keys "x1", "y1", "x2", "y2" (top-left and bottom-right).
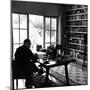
[{"x1": 37, "y1": 57, "x2": 76, "y2": 86}]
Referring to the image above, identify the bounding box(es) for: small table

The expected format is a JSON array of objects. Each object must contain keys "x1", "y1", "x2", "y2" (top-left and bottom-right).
[{"x1": 37, "y1": 57, "x2": 76, "y2": 86}]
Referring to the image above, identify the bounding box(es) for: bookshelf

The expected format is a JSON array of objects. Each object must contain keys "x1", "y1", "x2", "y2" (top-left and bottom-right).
[{"x1": 64, "y1": 5, "x2": 88, "y2": 67}]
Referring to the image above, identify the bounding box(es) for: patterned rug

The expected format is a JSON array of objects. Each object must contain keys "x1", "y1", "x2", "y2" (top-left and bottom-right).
[{"x1": 49, "y1": 62, "x2": 88, "y2": 86}]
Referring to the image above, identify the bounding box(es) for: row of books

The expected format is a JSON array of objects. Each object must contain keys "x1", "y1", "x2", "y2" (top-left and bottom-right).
[
  {"x1": 68, "y1": 44, "x2": 86, "y2": 51},
  {"x1": 69, "y1": 39, "x2": 85, "y2": 45},
  {"x1": 70, "y1": 33, "x2": 86, "y2": 38},
  {"x1": 65, "y1": 8, "x2": 87, "y2": 15},
  {"x1": 65, "y1": 27, "x2": 87, "y2": 32},
  {"x1": 65, "y1": 21, "x2": 87, "y2": 26},
  {"x1": 65, "y1": 14, "x2": 87, "y2": 20},
  {"x1": 69, "y1": 49, "x2": 87, "y2": 60},
  {"x1": 77, "y1": 53, "x2": 87, "y2": 60}
]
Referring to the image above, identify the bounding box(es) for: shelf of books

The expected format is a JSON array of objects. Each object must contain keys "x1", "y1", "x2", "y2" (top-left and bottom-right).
[{"x1": 64, "y1": 5, "x2": 88, "y2": 67}]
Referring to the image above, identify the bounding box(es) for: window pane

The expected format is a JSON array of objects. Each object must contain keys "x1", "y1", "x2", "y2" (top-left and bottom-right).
[
  {"x1": 20, "y1": 15, "x2": 27, "y2": 28},
  {"x1": 29, "y1": 15, "x2": 43, "y2": 29},
  {"x1": 20, "y1": 43, "x2": 23, "y2": 46},
  {"x1": 29, "y1": 14, "x2": 44, "y2": 51},
  {"x1": 45, "y1": 31, "x2": 50, "y2": 43},
  {"x1": 20, "y1": 30, "x2": 27, "y2": 43},
  {"x1": 13, "y1": 44, "x2": 19, "y2": 57},
  {"x1": 13, "y1": 29, "x2": 19, "y2": 43},
  {"x1": 51, "y1": 31, "x2": 56, "y2": 42},
  {"x1": 45, "y1": 18, "x2": 50, "y2": 31},
  {"x1": 29, "y1": 28, "x2": 43, "y2": 51},
  {"x1": 51, "y1": 18, "x2": 57, "y2": 30},
  {"x1": 12, "y1": 14, "x2": 19, "y2": 28},
  {"x1": 45, "y1": 44, "x2": 50, "y2": 49}
]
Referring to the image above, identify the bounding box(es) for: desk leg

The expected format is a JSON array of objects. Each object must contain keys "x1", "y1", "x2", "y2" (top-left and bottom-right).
[
  {"x1": 65, "y1": 64, "x2": 69, "y2": 86},
  {"x1": 42, "y1": 68, "x2": 52, "y2": 87},
  {"x1": 45, "y1": 68, "x2": 49, "y2": 83}
]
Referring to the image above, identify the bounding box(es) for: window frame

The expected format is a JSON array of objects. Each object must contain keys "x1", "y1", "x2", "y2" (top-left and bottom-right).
[
  {"x1": 12, "y1": 13, "x2": 58, "y2": 57},
  {"x1": 44, "y1": 16, "x2": 57, "y2": 48},
  {"x1": 12, "y1": 13, "x2": 28, "y2": 57}
]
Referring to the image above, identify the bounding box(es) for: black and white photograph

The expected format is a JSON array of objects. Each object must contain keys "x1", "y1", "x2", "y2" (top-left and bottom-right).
[{"x1": 10, "y1": 0, "x2": 88, "y2": 89}]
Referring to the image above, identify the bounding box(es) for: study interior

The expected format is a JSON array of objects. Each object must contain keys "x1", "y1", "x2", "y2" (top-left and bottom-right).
[{"x1": 11, "y1": 0, "x2": 88, "y2": 89}]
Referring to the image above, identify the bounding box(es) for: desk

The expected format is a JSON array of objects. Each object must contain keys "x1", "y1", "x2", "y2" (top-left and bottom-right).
[{"x1": 37, "y1": 57, "x2": 76, "y2": 86}]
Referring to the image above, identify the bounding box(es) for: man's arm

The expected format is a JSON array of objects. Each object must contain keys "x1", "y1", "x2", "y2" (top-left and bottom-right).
[{"x1": 27, "y1": 49, "x2": 38, "y2": 62}]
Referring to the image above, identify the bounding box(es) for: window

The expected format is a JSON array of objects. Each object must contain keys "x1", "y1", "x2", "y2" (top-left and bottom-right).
[
  {"x1": 29, "y1": 15, "x2": 44, "y2": 52},
  {"x1": 12, "y1": 13, "x2": 27, "y2": 57},
  {"x1": 45, "y1": 17, "x2": 57, "y2": 49},
  {"x1": 29, "y1": 15, "x2": 57, "y2": 51},
  {"x1": 12, "y1": 13, "x2": 57, "y2": 57}
]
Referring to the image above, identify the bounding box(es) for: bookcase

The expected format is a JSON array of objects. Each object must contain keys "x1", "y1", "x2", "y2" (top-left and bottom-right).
[{"x1": 64, "y1": 5, "x2": 88, "y2": 67}]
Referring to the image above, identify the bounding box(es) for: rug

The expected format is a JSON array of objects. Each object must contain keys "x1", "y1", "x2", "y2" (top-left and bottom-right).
[{"x1": 49, "y1": 62, "x2": 88, "y2": 86}]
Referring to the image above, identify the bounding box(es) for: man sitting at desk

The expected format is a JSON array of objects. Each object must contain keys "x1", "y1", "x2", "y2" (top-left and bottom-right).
[{"x1": 15, "y1": 39, "x2": 42, "y2": 88}]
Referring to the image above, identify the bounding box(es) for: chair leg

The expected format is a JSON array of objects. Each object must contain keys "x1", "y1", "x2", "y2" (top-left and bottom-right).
[{"x1": 16, "y1": 79, "x2": 18, "y2": 90}]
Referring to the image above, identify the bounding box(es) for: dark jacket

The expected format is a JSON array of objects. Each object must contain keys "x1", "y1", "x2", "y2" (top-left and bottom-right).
[
  {"x1": 14, "y1": 45, "x2": 38, "y2": 74},
  {"x1": 15, "y1": 45, "x2": 37, "y2": 63}
]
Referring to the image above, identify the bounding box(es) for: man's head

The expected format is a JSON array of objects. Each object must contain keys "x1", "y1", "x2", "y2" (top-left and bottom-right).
[{"x1": 24, "y1": 39, "x2": 31, "y2": 48}]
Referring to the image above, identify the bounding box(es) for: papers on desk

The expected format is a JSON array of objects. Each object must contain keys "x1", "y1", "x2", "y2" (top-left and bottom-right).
[
  {"x1": 33, "y1": 51, "x2": 46, "y2": 54},
  {"x1": 46, "y1": 61, "x2": 56, "y2": 66},
  {"x1": 38, "y1": 59, "x2": 56, "y2": 66},
  {"x1": 38, "y1": 59, "x2": 44, "y2": 63}
]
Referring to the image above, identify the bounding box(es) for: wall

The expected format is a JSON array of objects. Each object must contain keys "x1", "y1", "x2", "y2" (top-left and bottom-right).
[{"x1": 12, "y1": 1, "x2": 64, "y2": 16}]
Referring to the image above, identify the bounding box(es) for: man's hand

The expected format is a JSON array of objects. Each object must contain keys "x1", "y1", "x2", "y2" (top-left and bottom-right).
[{"x1": 34, "y1": 53, "x2": 39, "y2": 59}]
